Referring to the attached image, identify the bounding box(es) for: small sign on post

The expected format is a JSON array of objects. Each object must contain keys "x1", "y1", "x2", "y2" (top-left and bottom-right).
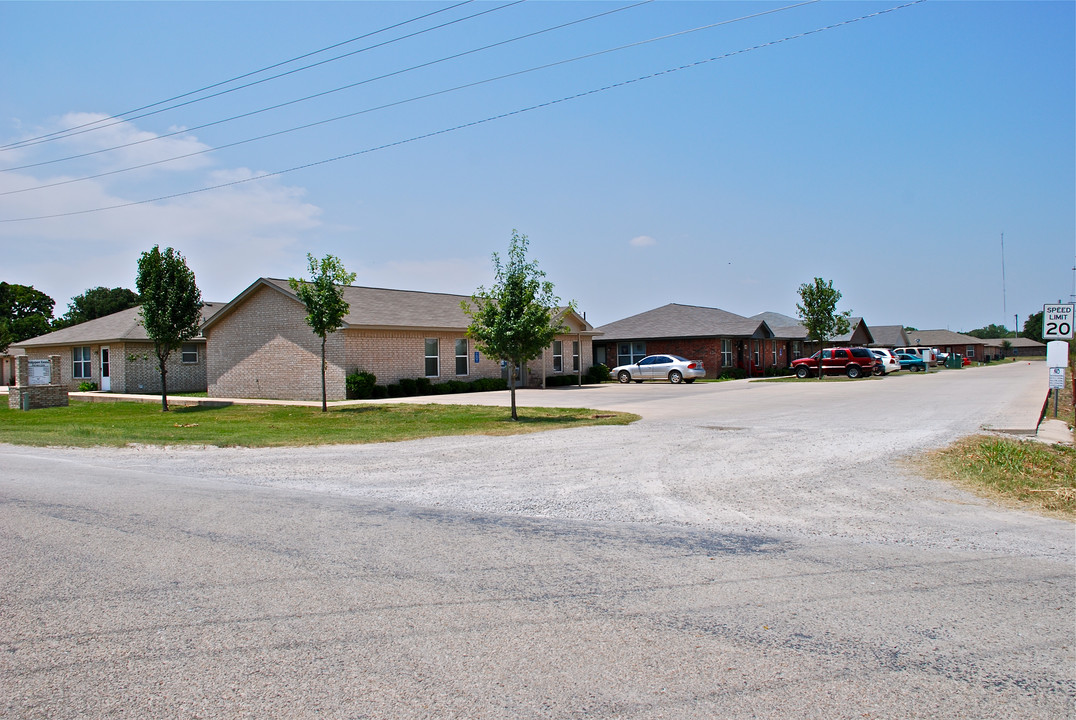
[
  {"x1": 1043, "y1": 304, "x2": 1074, "y2": 340},
  {"x1": 1046, "y1": 340, "x2": 1070, "y2": 417}
]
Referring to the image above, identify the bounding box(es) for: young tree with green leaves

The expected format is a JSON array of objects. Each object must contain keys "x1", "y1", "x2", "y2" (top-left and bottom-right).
[
  {"x1": 288, "y1": 253, "x2": 356, "y2": 412},
  {"x1": 462, "y1": 231, "x2": 572, "y2": 420},
  {"x1": 796, "y1": 277, "x2": 852, "y2": 380},
  {"x1": 136, "y1": 246, "x2": 203, "y2": 411}
]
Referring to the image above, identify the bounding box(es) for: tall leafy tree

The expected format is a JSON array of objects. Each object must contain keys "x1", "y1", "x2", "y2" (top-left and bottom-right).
[
  {"x1": 1023, "y1": 311, "x2": 1044, "y2": 344},
  {"x1": 288, "y1": 253, "x2": 356, "y2": 412},
  {"x1": 463, "y1": 231, "x2": 572, "y2": 420},
  {"x1": 54, "y1": 286, "x2": 141, "y2": 329},
  {"x1": 964, "y1": 323, "x2": 1011, "y2": 339},
  {"x1": 796, "y1": 277, "x2": 852, "y2": 381},
  {"x1": 0, "y1": 282, "x2": 56, "y2": 352},
  {"x1": 136, "y1": 246, "x2": 203, "y2": 411}
]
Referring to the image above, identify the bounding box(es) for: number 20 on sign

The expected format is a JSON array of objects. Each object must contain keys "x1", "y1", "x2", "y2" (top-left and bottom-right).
[{"x1": 1043, "y1": 304, "x2": 1074, "y2": 340}]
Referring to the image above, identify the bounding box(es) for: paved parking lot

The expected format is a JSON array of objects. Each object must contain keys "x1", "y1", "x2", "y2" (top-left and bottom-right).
[{"x1": 1, "y1": 360, "x2": 1072, "y2": 718}]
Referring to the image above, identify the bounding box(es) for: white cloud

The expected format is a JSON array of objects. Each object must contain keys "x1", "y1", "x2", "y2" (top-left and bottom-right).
[
  {"x1": 629, "y1": 235, "x2": 657, "y2": 247},
  {"x1": 0, "y1": 116, "x2": 324, "y2": 309}
]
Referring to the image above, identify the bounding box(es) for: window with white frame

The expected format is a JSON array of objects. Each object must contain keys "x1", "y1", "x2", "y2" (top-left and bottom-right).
[
  {"x1": 572, "y1": 341, "x2": 580, "y2": 372},
  {"x1": 73, "y1": 346, "x2": 91, "y2": 379},
  {"x1": 455, "y1": 339, "x2": 468, "y2": 376},
  {"x1": 721, "y1": 339, "x2": 732, "y2": 367},
  {"x1": 753, "y1": 341, "x2": 760, "y2": 366},
  {"x1": 966, "y1": 345, "x2": 975, "y2": 358},
  {"x1": 772, "y1": 344, "x2": 778, "y2": 365},
  {"x1": 792, "y1": 341, "x2": 803, "y2": 359},
  {"x1": 181, "y1": 343, "x2": 198, "y2": 364},
  {"x1": 553, "y1": 340, "x2": 563, "y2": 372},
  {"x1": 618, "y1": 342, "x2": 646, "y2": 368},
  {"x1": 424, "y1": 339, "x2": 439, "y2": 377}
]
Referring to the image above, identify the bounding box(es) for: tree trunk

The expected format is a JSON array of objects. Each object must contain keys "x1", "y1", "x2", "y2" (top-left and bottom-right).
[
  {"x1": 159, "y1": 353, "x2": 169, "y2": 411},
  {"x1": 320, "y1": 334, "x2": 327, "y2": 413},
  {"x1": 510, "y1": 360, "x2": 518, "y2": 421}
]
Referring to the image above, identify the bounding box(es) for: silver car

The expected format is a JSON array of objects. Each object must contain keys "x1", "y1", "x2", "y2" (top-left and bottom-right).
[{"x1": 612, "y1": 354, "x2": 706, "y2": 384}]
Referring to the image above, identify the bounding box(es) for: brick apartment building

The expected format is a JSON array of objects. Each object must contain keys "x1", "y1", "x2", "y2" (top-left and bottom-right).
[{"x1": 201, "y1": 278, "x2": 598, "y2": 401}]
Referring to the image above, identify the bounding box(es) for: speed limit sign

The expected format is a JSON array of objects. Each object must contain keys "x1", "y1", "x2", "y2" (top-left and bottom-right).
[{"x1": 1043, "y1": 304, "x2": 1074, "y2": 340}]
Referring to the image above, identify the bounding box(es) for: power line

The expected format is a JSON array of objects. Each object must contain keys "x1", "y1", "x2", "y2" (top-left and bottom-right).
[
  {"x1": 0, "y1": 0, "x2": 924, "y2": 224},
  {"x1": 2, "y1": 0, "x2": 816, "y2": 197},
  {"x1": 1, "y1": 0, "x2": 655, "y2": 176},
  {"x1": 0, "y1": 0, "x2": 518, "y2": 152}
]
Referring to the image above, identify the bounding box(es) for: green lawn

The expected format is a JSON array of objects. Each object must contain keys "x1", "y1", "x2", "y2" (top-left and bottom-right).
[{"x1": 0, "y1": 400, "x2": 638, "y2": 448}]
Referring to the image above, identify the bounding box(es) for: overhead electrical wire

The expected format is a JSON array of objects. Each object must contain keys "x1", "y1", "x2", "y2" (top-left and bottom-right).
[
  {"x1": 0, "y1": 0, "x2": 656, "y2": 175},
  {"x1": 0, "y1": 0, "x2": 808, "y2": 195},
  {"x1": 0, "y1": 0, "x2": 925, "y2": 223},
  {"x1": 0, "y1": 0, "x2": 519, "y2": 152}
]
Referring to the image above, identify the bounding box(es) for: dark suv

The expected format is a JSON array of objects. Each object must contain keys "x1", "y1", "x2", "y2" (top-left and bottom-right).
[{"x1": 791, "y1": 347, "x2": 880, "y2": 379}]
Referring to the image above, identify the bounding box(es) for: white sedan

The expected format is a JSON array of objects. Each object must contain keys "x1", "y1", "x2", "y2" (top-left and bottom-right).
[
  {"x1": 612, "y1": 354, "x2": 706, "y2": 384},
  {"x1": 870, "y1": 349, "x2": 901, "y2": 375}
]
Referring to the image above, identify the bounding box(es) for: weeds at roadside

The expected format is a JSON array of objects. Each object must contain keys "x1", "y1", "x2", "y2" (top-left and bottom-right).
[{"x1": 925, "y1": 435, "x2": 1075, "y2": 520}]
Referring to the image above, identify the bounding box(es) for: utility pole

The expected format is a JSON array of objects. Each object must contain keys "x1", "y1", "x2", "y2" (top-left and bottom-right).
[{"x1": 1000, "y1": 232, "x2": 1007, "y2": 331}]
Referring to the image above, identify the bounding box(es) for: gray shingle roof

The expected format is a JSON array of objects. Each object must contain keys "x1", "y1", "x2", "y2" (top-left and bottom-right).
[
  {"x1": 12, "y1": 303, "x2": 223, "y2": 348},
  {"x1": 982, "y1": 337, "x2": 1046, "y2": 349},
  {"x1": 595, "y1": 303, "x2": 772, "y2": 342},
  {"x1": 904, "y1": 329, "x2": 983, "y2": 346},
  {"x1": 208, "y1": 279, "x2": 596, "y2": 334},
  {"x1": 868, "y1": 325, "x2": 910, "y2": 347}
]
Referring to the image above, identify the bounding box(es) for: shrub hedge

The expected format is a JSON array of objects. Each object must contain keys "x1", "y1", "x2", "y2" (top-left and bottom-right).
[{"x1": 347, "y1": 371, "x2": 508, "y2": 399}]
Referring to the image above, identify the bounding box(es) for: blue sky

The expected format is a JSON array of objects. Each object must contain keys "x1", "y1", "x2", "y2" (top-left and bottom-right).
[{"x1": 1, "y1": 0, "x2": 1072, "y2": 332}]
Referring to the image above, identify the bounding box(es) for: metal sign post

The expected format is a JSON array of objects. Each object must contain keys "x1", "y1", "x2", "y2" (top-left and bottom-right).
[{"x1": 1046, "y1": 340, "x2": 1069, "y2": 418}]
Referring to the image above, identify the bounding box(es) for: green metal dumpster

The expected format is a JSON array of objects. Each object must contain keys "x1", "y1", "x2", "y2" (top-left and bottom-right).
[{"x1": 946, "y1": 353, "x2": 962, "y2": 369}]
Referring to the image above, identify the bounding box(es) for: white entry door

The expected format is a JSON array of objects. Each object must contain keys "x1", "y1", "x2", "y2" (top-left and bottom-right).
[{"x1": 100, "y1": 346, "x2": 111, "y2": 391}]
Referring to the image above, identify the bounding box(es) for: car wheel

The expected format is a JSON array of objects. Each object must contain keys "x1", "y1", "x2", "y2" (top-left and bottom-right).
[
  {"x1": 795, "y1": 366, "x2": 810, "y2": 379},
  {"x1": 669, "y1": 370, "x2": 683, "y2": 384},
  {"x1": 873, "y1": 365, "x2": 884, "y2": 376},
  {"x1": 618, "y1": 371, "x2": 631, "y2": 383},
  {"x1": 846, "y1": 365, "x2": 862, "y2": 379}
]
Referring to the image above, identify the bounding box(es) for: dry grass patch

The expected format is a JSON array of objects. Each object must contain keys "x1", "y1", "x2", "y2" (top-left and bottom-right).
[{"x1": 926, "y1": 435, "x2": 1076, "y2": 520}]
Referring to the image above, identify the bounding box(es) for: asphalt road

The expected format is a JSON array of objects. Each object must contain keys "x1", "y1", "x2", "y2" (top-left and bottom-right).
[{"x1": 1, "y1": 361, "x2": 1073, "y2": 718}]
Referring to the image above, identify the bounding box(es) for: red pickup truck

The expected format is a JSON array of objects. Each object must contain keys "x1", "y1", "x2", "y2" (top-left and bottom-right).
[{"x1": 791, "y1": 347, "x2": 881, "y2": 379}]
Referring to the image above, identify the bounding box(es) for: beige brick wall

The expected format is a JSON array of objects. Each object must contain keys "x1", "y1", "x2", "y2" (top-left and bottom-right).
[
  {"x1": 121, "y1": 342, "x2": 208, "y2": 393},
  {"x1": 24, "y1": 342, "x2": 208, "y2": 393},
  {"x1": 207, "y1": 284, "x2": 347, "y2": 401},
  {"x1": 345, "y1": 331, "x2": 504, "y2": 385}
]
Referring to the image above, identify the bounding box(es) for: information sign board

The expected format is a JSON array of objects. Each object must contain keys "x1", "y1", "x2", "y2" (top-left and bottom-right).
[
  {"x1": 1049, "y1": 366, "x2": 1065, "y2": 390},
  {"x1": 1043, "y1": 304, "x2": 1074, "y2": 340},
  {"x1": 28, "y1": 359, "x2": 50, "y2": 386}
]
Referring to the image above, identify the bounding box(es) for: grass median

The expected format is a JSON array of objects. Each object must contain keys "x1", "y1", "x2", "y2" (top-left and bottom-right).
[{"x1": 0, "y1": 400, "x2": 639, "y2": 448}]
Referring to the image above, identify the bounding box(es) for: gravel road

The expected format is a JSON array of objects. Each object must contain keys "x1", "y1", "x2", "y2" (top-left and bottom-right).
[{"x1": 1, "y1": 360, "x2": 1072, "y2": 718}]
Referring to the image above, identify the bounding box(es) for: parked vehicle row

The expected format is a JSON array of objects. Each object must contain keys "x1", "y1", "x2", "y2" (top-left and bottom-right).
[{"x1": 609, "y1": 345, "x2": 968, "y2": 386}]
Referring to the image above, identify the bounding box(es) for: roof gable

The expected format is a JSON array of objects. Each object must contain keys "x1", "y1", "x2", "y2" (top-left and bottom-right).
[{"x1": 596, "y1": 303, "x2": 773, "y2": 341}]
